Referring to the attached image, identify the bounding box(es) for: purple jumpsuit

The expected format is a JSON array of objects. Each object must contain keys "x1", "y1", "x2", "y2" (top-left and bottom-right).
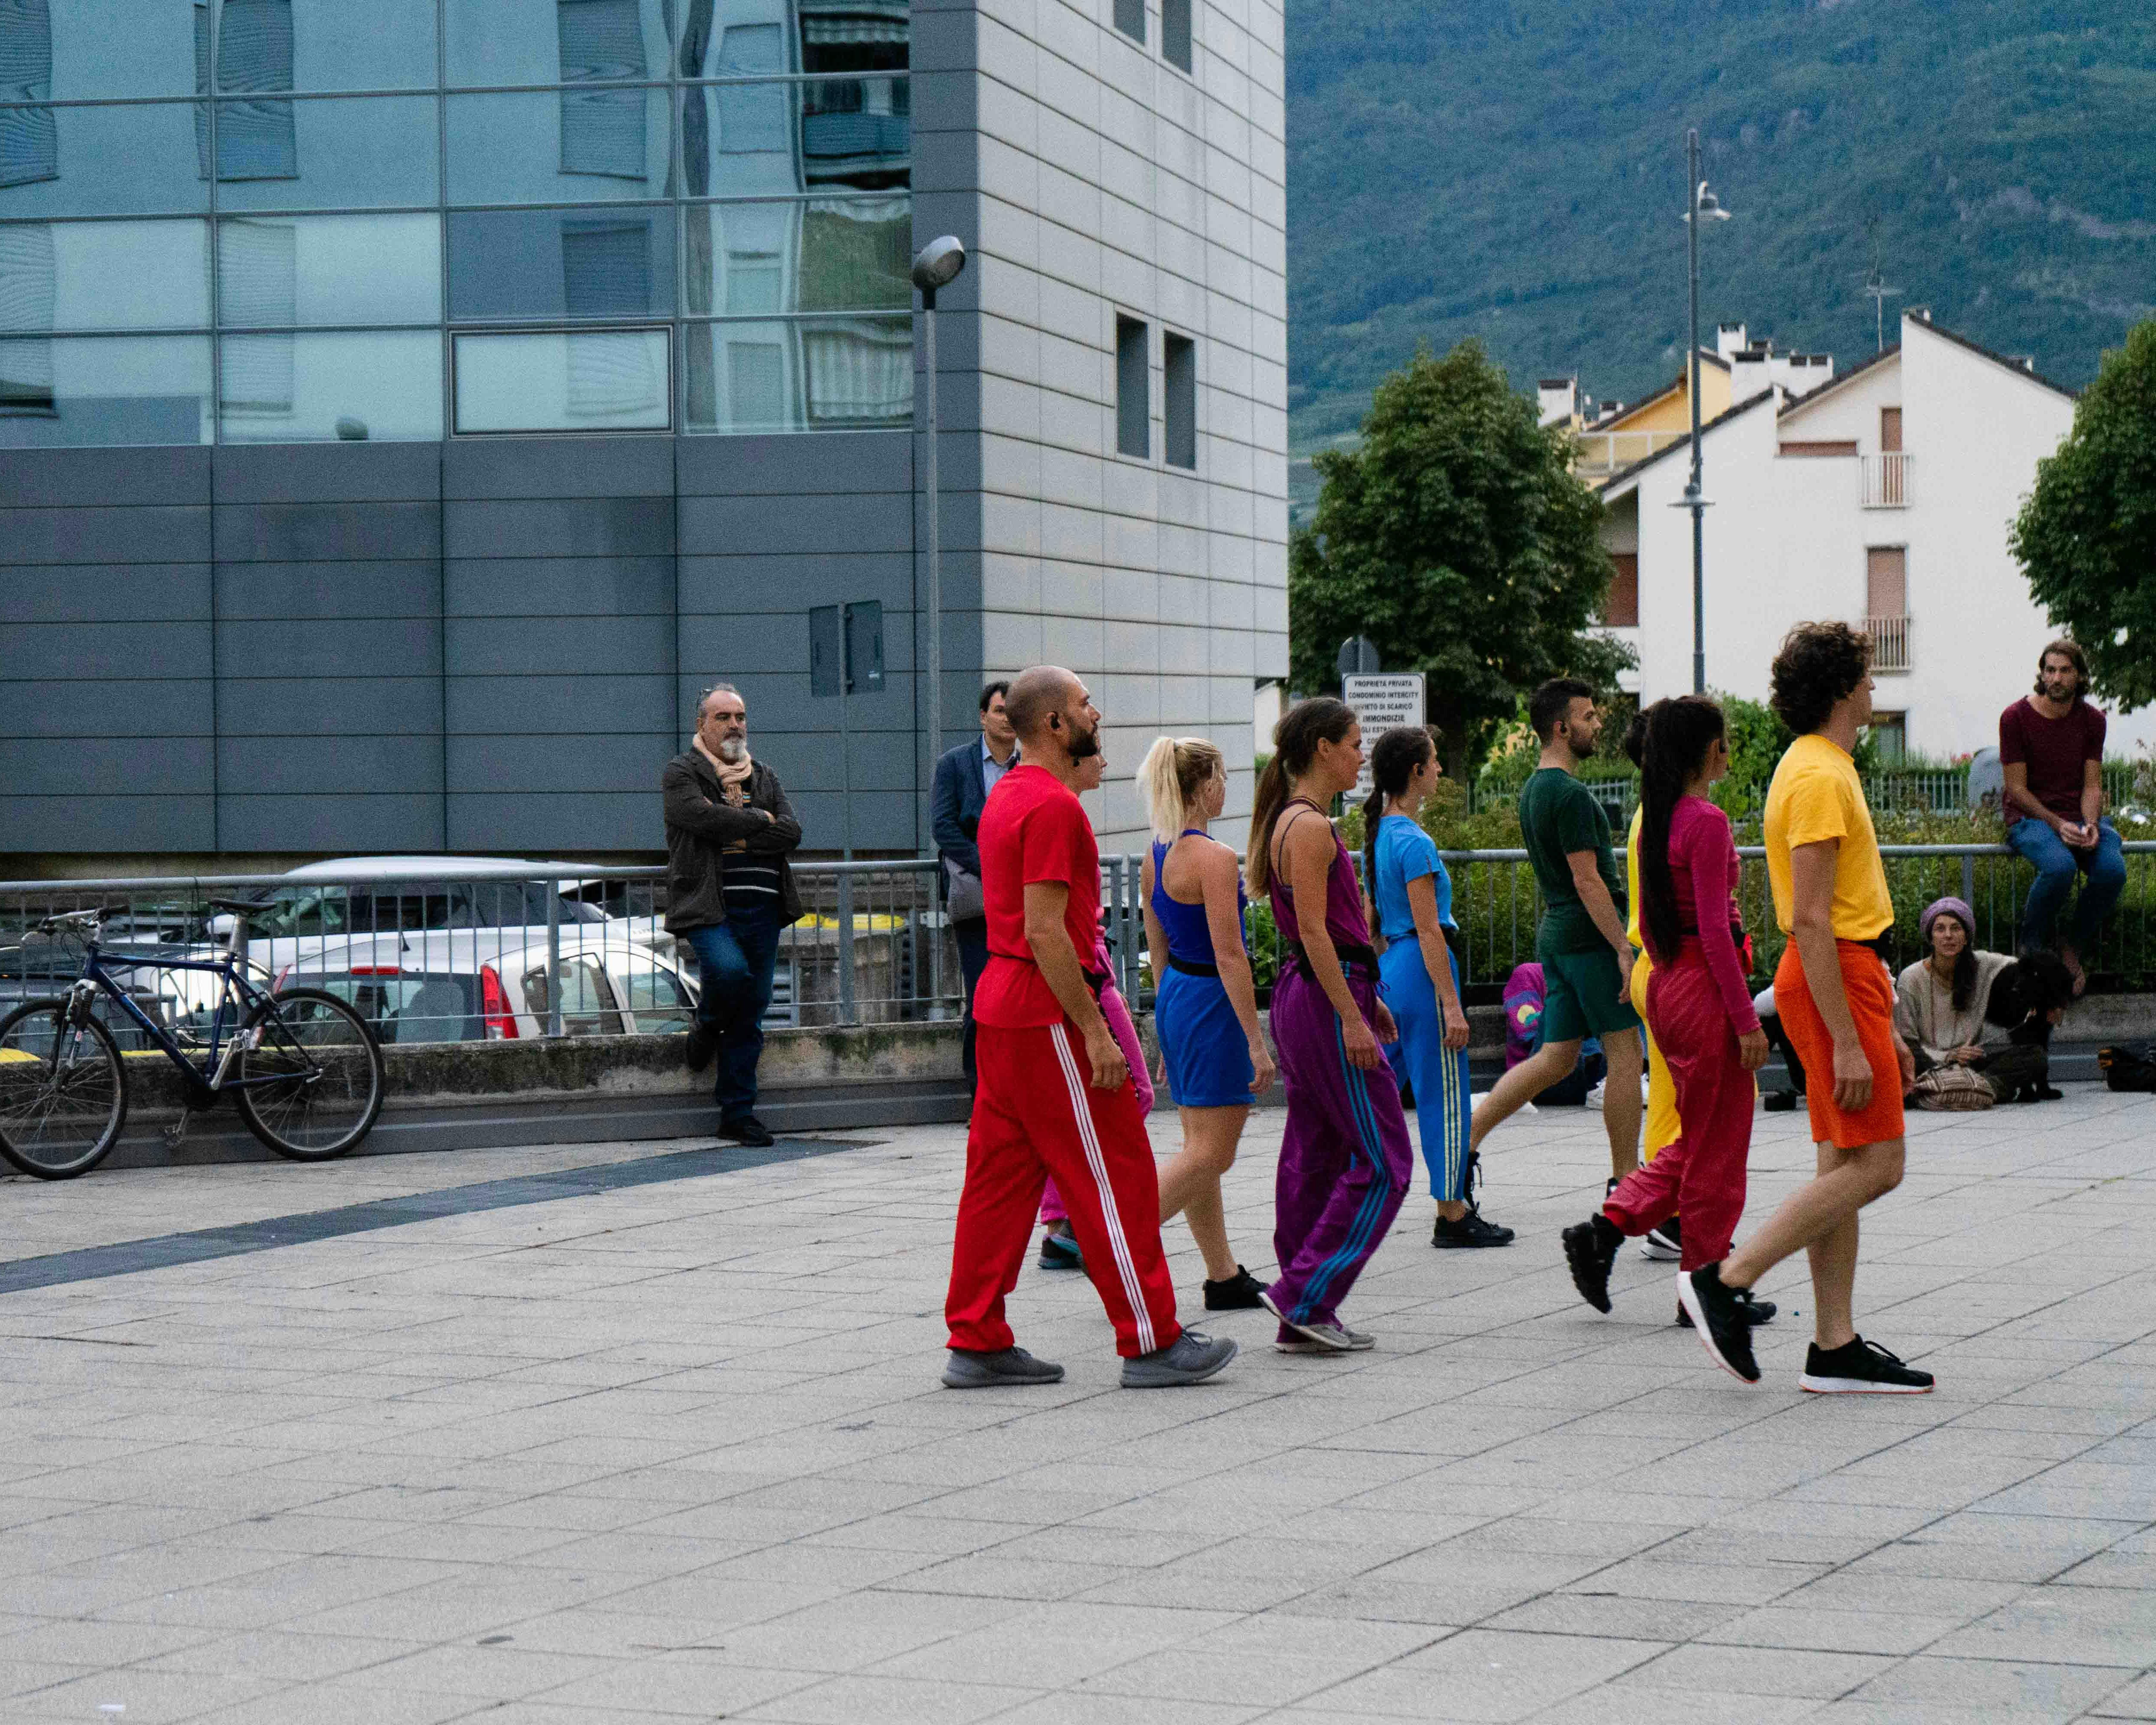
[{"x1": 1266, "y1": 804, "x2": 1415, "y2": 1337}]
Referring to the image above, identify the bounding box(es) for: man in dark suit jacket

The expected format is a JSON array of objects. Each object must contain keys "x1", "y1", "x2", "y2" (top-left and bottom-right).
[{"x1": 932, "y1": 680, "x2": 1018, "y2": 1085}]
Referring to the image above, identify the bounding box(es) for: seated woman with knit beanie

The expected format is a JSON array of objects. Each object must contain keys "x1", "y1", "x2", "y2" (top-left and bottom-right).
[{"x1": 1893, "y1": 898, "x2": 2064, "y2": 1104}]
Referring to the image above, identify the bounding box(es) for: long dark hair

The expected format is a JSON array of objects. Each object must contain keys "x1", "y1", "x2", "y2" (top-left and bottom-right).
[
  {"x1": 1362, "y1": 726, "x2": 1436, "y2": 895},
  {"x1": 1249, "y1": 697, "x2": 1356, "y2": 896},
  {"x1": 1930, "y1": 913, "x2": 1979, "y2": 1012},
  {"x1": 1639, "y1": 696, "x2": 1726, "y2": 964}
]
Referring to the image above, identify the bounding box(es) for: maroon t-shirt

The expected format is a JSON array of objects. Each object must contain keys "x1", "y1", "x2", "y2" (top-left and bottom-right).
[{"x1": 1999, "y1": 697, "x2": 2106, "y2": 821}]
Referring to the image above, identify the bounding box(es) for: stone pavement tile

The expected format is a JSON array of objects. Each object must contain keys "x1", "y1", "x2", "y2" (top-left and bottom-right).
[
  {"x1": 732, "y1": 1672, "x2": 1040, "y2": 1722},
  {"x1": 0, "y1": 1659, "x2": 98, "y2": 1701},
  {"x1": 525, "y1": 1656, "x2": 824, "y2": 1717},
  {"x1": 17, "y1": 1666, "x2": 289, "y2": 1722},
  {"x1": 990, "y1": 1696, "x2": 1267, "y2": 1724},
  {"x1": 1566, "y1": 1555, "x2": 1823, "y2": 1606},
  {"x1": 1844, "y1": 1653, "x2": 2136, "y2": 1712},
  {"x1": 1483, "y1": 1593, "x2": 1748, "y2": 1642},
  {"x1": 187, "y1": 1679, "x2": 484, "y2": 1725},
  {"x1": 1922, "y1": 1585, "x2": 2156, "y2": 1665},
  {"x1": 1773, "y1": 1571, "x2": 2028, "y2": 1618},
  {"x1": 2089, "y1": 1672, "x2": 2156, "y2": 1719},
  {"x1": 1620, "y1": 1642, "x2": 1894, "y2": 1698},
  {"x1": 1083, "y1": 1643, "x2": 1432, "y2": 1709},
  {"x1": 1524, "y1": 1684, "x2": 1822, "y2": 1725},
  {"x1": 869, "y1": 1604, "x2": 1243, "y2": 1690},
  {"x1": 361, "y1": 1642, "x2": 624, "y2": 1700},
  {"x1": 1692, "y1": 1603, "x2": 1962, "y2": 1655},
  {"x1": 0, "y1": 1617, "x2": 216, "y2": 1669},
  {"x1": 127, "y1": 1628, "x2": 418, "y2": 1682},
  {"x1": 876, "y1": 1552, "x2": 1142, "y2": 1602},
  {"x1": 1294, "y1": 1627, "x2": 1667, "y2": 1721}
]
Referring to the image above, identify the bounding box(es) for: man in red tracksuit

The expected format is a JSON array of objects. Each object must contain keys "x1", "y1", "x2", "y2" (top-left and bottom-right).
[{"x1": 941, "y1": 665, "x2": 1238, "y2": 1391}]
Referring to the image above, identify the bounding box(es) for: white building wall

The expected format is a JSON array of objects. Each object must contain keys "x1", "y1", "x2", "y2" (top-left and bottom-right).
[
  {"x1": 964, "y1": 0, "x2": 1287, "y2": 849},
  {"x1": 1614, "y1": 312, "x2": 2156, "y2": 762}
]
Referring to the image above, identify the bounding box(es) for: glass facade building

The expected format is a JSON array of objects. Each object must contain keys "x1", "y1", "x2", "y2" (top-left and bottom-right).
[{"x1": 0, "y1": 0, "x2": 912, "y2": 446}]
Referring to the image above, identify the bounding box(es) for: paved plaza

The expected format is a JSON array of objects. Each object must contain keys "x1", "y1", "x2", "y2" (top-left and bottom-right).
[{"x1": 1, "y1": 1085, "x2": 2154, "y2": 1723}]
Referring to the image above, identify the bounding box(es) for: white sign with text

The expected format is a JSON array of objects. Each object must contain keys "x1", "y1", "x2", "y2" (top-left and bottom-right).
[{"x1": 1343, "y1": 673, "x2": 1426, "y2": 797}]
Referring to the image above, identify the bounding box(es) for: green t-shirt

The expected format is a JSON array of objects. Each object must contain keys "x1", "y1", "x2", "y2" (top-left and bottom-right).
[{"x1": 1519, "y1": 767, "x2": 1626, "y2": 953}]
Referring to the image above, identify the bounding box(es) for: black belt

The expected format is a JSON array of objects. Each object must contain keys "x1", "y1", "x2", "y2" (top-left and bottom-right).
[
  {"x1": 1286, "y1": 938, "x2": 1378, "y2": 982},
  {"x1": 1167, "y1": 953, "x2": 1219, "y2": 979}
]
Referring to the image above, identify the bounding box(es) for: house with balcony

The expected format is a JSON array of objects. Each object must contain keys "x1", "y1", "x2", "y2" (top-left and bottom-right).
[{"x1": 1594, "y1": 309, "x2": 2154, "y2": 760}]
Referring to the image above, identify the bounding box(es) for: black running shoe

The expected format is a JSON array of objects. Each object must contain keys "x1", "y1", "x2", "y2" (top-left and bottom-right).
[
  {"x1": 718, "y1": 1113, "x2": 774, "y2": 1148},
  {"x1": 1800, "y1": 1335, "x2": 1934, "y2": 1395},
  {"x1": 1763, "y1": 1089, "x2": 1799, "y2": 1113},
  {"x1": 1434, "y1": 1209, "x2": 1516, "y2": 1248},
  {"x1": 1677, "y1": 1264, "x2": 1761, "y2": 1384},
  {"x1": 1561, "y1": 1214, "x2": 1622, "y2": 1313},
  {"x1": 1037, "y1": 1223, "x2": 1083, "y2": 1271},
  {"x1": 1640, "y1": 1215, "x2": 1681, "y2": 1261},
  {"x1": 1678, "y1": 1291, "x2": 1776, "y2": 1328},
  {"x1": 1203, "y1": 1266, "x2": 1266, "y2": 1310}
]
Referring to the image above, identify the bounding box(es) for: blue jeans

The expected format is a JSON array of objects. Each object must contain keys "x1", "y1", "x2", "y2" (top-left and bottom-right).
[
  {"x1": 2009, "y1": 817, "x2": 2126, "y2": 952},
  {"x1": 684, "y1": 910, "x2": 781, "y2": 1122}
]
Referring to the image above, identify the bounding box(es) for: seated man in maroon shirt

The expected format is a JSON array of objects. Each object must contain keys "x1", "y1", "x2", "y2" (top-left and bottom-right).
[{"x1": 2000, "y1": 640, "x2": 2124, "y2": 993}]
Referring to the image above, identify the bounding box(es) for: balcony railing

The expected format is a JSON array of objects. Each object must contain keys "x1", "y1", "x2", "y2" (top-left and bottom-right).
[
  {"x1": 1572, "y1": 427, "x2": 1688, "y2": 479},
  {"x1": 1861, "y1": 452, "x2": 1912, "y2": 508},
  {"x1": 1868, "y1": 613, "x2": 1912, "y2": 673}
]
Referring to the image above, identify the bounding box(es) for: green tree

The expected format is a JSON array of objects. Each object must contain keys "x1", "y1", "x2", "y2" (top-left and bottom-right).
[
  {"x1": 2011, "y1": 319, "x2": 2156, "y2": 710},
  {"x1": 1289, "y1": 340, "x2": 1630, "y2": 777}
]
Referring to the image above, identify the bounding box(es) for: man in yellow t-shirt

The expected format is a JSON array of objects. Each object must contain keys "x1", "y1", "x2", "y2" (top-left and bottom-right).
[{"x1": 1677, "y1": 622, "x2": 1931, "y2": 1397}]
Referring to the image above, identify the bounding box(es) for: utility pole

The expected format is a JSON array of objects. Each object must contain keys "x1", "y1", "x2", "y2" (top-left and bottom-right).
[{"x1": 1679, "y1": 129, "x2": 1728, "y2": 696}]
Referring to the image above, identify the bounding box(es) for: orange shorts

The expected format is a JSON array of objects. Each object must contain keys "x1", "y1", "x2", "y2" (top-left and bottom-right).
[{"x1": 1774, "y1": 939, "x2": 1906, "y2": 1151}]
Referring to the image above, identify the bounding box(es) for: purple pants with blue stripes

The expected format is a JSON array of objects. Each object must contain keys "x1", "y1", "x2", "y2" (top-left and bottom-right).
[{"x1": 1267, "y1": 966, "x2": 1415, "y2": 1333}]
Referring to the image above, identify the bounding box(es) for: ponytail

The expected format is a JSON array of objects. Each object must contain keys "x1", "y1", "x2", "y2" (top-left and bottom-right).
[
  {"x1": 1247, "y1": 697, "x2": 1357, "y2": 896},
  {"x1": 1362, "y1": 726, "x2": 1437, "y2": 896},
  {"x1": 1638, "y1": 696, "x2": 1726, "y2": 964},
  {"x1": 1139, "y1": 735, "x2": 1226, "y2": 841}
]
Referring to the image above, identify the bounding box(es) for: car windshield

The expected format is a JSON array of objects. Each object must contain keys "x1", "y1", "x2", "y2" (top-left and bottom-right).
[
  {"x1": 251, "y1": 883, "x2": 605, "y2": 935},
  {"x1": 291, "y1": 973, "x2": 481, "y2": 1043}
]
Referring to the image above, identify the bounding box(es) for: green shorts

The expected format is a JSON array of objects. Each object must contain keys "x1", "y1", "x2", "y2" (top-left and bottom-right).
[{"x1": 1537, "y1": 938, "x2": 1642, "y2": 1045}]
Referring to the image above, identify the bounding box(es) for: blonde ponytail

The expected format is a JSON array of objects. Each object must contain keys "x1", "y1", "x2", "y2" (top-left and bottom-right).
[{"x1": 1140, "y1": 735, "x2": 1227, "y2": 841}]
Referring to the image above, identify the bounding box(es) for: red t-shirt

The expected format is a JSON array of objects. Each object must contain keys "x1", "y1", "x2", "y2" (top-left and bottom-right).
[
  {"x1": 1999, "y1": 697, "x2": 2106, "y2": 821},
  {"x1": 973, "y1": 765, "x2": 1101, "y2": 1029}
]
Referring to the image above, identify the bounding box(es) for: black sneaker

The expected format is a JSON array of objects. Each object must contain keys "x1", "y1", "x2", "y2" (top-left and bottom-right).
[
  {"x1": 1561, "y1": 1214, "x2": 1623, "y2": 1313},
  {"x1": 1640, "y1": 1215, "x2": 1681, "y2": 1261},
  {"x1": 1203, "y1": 1266, "x2": 1266, "y2": 1310},
  {"x1": 1434, "y1": 1209, "x2": 1516, "y2": 1248},
  {"x1": 718, "y1": 1113, "x2": 774, "y2": 1148},
  {"x1": 1678, "y1": 1291, "x2": 1776, "y2": 1328},
  {"x1": 1037, "y1": 1222, "x2": 1083, "y2": 1271},
  {"x1": 684, "y1": 1022, "x2": 716, "y2": 1073},
  {"x1": 1763, "y1": 1089, "x2": 1799, "y2": 1113},
  {"x1": 1800, "y1": 1336, "x2": 1934, "y2": 1395},
  {"x1": 1677, "y1": 1264, "x2": 1761, "y2": 1384}
]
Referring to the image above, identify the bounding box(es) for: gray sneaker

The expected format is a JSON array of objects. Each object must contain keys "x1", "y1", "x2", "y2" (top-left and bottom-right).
[
  {"x1": 940, "y1": 1346, "x2": 1065, "y2": 1389},
  {"x1": 1259, "y1": 1288, "x2": 1356, "y2": 1351},
  {"x1": 1121, "y1": 1329, "x2": 1238, "y2": 1388},
  {"x1": 1276, "y1": 1327, "x2": 1373, "y2": 1353}
]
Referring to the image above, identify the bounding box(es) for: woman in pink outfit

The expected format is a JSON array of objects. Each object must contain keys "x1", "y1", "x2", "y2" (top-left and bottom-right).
[{"x1": 1561, "y1": 696, "x2": 1774, "y2": 1324}]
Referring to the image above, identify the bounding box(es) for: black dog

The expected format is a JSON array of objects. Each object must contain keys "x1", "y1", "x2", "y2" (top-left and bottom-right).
[{"x1": 1985, "y1": 950, "x2": 2075, "y2": 1102}]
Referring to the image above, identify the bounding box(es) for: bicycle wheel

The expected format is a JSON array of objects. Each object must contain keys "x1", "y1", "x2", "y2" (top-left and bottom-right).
[
  {"x1": 0, "y1": 999, "x2": 128, "y2": 1179},
  {"x1": 230, "y1": 987, "x2": 385, "y2": 1161}
]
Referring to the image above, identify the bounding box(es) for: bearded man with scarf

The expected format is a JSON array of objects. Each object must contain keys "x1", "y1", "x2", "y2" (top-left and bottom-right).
[{"x1": 664, "y1": 682, "x2": 804, "y2": 1147}]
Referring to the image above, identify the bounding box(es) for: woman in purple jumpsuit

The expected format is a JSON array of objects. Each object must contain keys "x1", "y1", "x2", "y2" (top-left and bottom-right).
[{"x1": 1246, "y1": 698, "x2": 1416, "y2": 1353}]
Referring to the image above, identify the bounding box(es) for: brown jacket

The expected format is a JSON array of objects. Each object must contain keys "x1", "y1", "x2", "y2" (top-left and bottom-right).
[{"x1": 662, "y1": 751, "x2": 804, "y2": 932}]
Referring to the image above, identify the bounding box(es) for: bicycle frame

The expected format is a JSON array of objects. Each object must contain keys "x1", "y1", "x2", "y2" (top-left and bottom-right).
[{"x1": 60, "y1": 922, "x2": 301, "y2": 1110}]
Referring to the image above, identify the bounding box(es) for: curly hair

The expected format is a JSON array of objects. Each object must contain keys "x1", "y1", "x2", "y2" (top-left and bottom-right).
[{"x1": 1769, "y1": 621, "x2": 1872, "y2": 736}]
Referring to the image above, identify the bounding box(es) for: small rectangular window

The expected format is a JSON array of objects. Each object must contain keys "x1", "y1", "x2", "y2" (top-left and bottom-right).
[
  {"x1": 1113, "y1": 0, "x2": 1144, "y2": 44},
  {"x1": 1162, "y1": 0, "x2": 1191, "y2": 72},
  {"x1": 1163, "y1": 330, "x2": 1195, "y2": 469},
  {"x1": 1602, "y1": 554, "x2": 1638, "y2": 627},
  {"x1": 1115, "y1": 314, "x2": 1147, "y2": 459},
  {"x1": 1865, "y1": 545, "x2": 1906, "y2": 618}
]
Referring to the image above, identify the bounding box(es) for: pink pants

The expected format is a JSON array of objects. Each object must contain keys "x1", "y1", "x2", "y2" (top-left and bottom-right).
[
  {"x1": 1603, "y1": 943, "x2": 1754, "y2": 1271},
  {"x1": 1040, "y1": 981, "x2": 1152, "y2": 1225}
]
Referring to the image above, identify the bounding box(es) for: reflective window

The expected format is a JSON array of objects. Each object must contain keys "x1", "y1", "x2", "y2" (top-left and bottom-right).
[
  {"x1": 454, "y1": 327, "x2": 670, "y2": 431},
  {"x1": 681, "y1": 313, "x2": 907, "y2": 433},
  {"x1": 36, "y1": 2, "x2": 196, "y2": 100},
  {"x1": 219, "y1": 329, "x2": 442, "y2": 440},
  {"x1": 0, "y1": 220, "x2": 210, "y2": 332},
  {"x1": 214, "y1": 96, "x2": 439, "y2": 210},
  {"x1": 446, "y1": 0, "x2": 666, "y2": 89},
  {"x1": 683, "y1": 197, "x2": 905, "y2": 317},
  {"x1": 447, "y1": 89, "x2": 671, "y2": 202},
  {"x1": 217, "y1": 214, "x2": 441, "y2": 326},
  {"x1": 247, "y1": 0, "x2": 439, "y2": 93},
  {"x1": 681, "y1": 76, "x2": 904, "y2": 196},
  {"x1": 0, "y1": 104, "x2": 209, "y2": 216},
  {"x1": 449, "y1": 207, "x2": 673, "y2": 322},
  {"x1": 0, "y1": 332, "x2": 211, "y2": 445}
]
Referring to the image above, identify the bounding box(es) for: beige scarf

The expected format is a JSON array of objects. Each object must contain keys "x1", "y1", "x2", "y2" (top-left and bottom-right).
[{"x1": 693, "y1": 736, "x2": 755, "y2": 853}]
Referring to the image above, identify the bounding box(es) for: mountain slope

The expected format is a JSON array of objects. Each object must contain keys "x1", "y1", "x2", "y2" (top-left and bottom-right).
[{"x1": 1285, "y1": 0, "x2": 2156, "y2": 449}]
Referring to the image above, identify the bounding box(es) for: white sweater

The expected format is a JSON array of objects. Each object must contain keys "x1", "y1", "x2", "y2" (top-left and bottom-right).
[{"x1": 1894, "y1": 950, "x2": 2014, "y2": 1061}]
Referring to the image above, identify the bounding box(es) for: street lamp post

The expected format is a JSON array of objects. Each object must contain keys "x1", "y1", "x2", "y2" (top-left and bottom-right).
[
  {"x1": 1681, "y1": 128, "x2": 1730, "y2": 696},
  {"x1": 910, "y1": 235, "x2": 966, "y2": 851}
]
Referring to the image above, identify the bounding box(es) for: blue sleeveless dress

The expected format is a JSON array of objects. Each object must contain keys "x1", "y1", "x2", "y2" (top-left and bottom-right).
[{"x1": 1152, "y1": 832, "x2": 1257, "y2": 1107}]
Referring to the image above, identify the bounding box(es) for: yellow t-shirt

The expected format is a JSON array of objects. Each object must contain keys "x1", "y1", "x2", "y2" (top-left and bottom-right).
[
  {"x1": 1625, "y1": 806, "x2": 1643, "y2": 949},
  {"x1": 1764, "y1": 733, "x2": 1894, "y2": 938}
]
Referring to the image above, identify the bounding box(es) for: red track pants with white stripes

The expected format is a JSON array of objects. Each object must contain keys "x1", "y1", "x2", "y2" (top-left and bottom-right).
[{"x1": 945, "y1": 1019, "x2": 1183, "y2": 1360}]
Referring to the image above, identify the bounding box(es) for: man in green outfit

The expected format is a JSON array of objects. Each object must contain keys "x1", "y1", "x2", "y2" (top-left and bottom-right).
[{"x1": 1468, "y1": 679, "x2": 1644, "y2": 1190}]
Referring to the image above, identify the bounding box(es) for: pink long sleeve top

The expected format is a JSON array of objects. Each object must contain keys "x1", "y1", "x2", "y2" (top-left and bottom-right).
[{"x1": 1662, "y1": 795, "x2": 1761, "y2": 1035}]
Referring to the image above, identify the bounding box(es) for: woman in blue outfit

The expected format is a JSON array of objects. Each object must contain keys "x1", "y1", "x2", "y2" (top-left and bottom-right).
[
  {"x1": 1366, "y1": 727, "x2": 1515, "y2": 1248},
  {"x1": 1141, "y1": 736, "x2": 1277, "y2": 1310}
]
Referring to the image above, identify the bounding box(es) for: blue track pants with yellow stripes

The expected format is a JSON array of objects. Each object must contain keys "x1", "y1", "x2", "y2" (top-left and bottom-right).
[
  {"x1": 1266, "y1": 964, "x2": 1414, "y2": 1333},
  {"x1": 1380, "y1": 938, "x2": 1473, "y2": 1202}
]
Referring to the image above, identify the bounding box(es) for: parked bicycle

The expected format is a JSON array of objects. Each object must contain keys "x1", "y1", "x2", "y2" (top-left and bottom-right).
[{"x1": 0, "y1": 903, "x2": 385, "y2": 1180}]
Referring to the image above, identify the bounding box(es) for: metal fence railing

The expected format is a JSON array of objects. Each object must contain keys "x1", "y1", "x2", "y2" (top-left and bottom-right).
[{"x1": 0, "y1": 860, "x2": 968, "y2": 1049}]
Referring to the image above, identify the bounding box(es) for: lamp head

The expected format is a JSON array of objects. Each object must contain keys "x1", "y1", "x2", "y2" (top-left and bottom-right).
[
  {"x1": 911, "y1": 236, "x2": 967, "y2": 294},
  {"x1": 1697, "y1": 184, "x2": 1731, "y2": 220}
]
